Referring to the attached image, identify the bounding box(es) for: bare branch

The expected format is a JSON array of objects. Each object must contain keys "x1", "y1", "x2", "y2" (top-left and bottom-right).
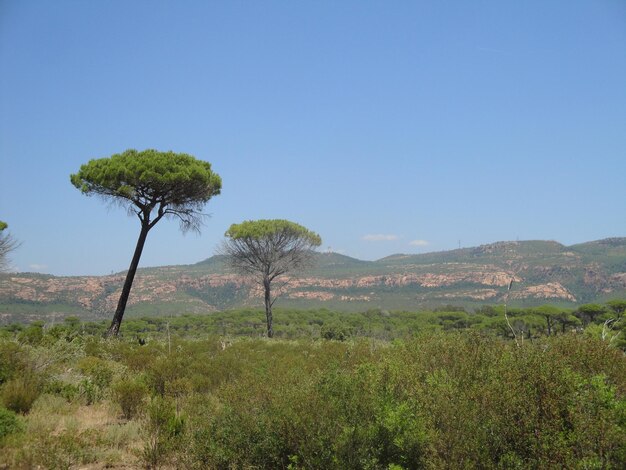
[
  {"x1": 503, "y1": 278, "x2": 520, "y2": 347},
  {"x1": 270, "y1": 278, "x2": 291, "y2": 306},
  {"x1": 0, "y1": 231, "x2": 19, "y2": 272}
]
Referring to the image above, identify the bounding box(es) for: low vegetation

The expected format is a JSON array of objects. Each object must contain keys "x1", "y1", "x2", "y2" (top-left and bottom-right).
[{"x1": 0, "y1": 302, "x2": 624, "y2": 468}]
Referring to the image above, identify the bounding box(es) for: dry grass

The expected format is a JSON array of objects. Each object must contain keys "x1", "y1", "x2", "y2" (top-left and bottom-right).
[{"x1": 0, "y1": 395, "x2": 144, "y2": 469}]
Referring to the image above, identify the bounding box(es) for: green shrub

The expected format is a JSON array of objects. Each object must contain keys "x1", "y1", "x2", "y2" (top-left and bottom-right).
[
  {"x1": 180, "y1": 334, "x2": 626, "y2": 468},
  {"x1": 44, "y1": 379, "x2": 80, "y2": 402},
  {"x1": 77, "y1": 356, "x2": 114, "y2": 404},
  {"x1": 111, "y1": 378, "x2": 148, "y2": 419},
  {"x1": 17, "y1": 323, "x2": 44, "y2": 345},
  {"x1": 320, "y1": 322, "x2": 350, "y2": 341},
  {"x1": 1, "y1": 375, "x2": 42, "y2": 414},
  {"x1": 78, "y1": 378, "x2": 99, "y2": 406},
  {"x1": 142, "y1": 396, "x2": 184, "y2": 468},
  {"x1": 76, "y1": 356, "x2": 114, "y2": 389},
  {"x1": 0, "y1": 341, "x2": 28, "y2": 386},
  {"x1": 83, "y1": 336, "x2": 106, "y2": 357},
  {"x1": 0, "y1": 406, "x2": 23, "y2": 439},
  {"x1": 184, "y1": 340, "x2": 410, "y2": 469}
]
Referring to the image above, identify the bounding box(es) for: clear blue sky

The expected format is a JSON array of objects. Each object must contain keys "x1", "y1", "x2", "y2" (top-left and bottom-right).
[{"x1": 1, "y1": 0, "x2": 625, "y2": 276}]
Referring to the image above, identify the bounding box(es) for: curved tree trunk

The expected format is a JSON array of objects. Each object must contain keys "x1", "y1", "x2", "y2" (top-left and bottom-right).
[
  {"x1": 263, "y1": 277, "x2": 273, "y2": 338},
  {"x1": 107, "y1": 223, "x2": 150, "y2": 337}
]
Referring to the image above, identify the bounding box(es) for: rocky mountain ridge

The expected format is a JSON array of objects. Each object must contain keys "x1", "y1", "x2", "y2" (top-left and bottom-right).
[{"x1": 1, "y1": 238, "x2": 626, "y2": 322}]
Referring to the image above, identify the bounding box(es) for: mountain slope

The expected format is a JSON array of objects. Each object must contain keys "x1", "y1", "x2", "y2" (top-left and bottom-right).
[{"x1": 2, "y1": 238, "x2": 626, "y2": 322}]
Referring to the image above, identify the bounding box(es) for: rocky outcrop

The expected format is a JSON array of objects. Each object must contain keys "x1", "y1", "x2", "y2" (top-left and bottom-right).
[
  {"x1": 509, "y1": 282, "x2": 576, "y2": 302},
  {"x1": 2, "y1": 237, "x2": 626, "y2": 316}
]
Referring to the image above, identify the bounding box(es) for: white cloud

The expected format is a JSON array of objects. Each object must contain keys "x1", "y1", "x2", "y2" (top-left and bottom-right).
[
  {"x1": 409, "y1": 239, "x2": 429, "y2": 247},
  {"x1": 29, "y1": 264, "x2": 48, "y2": 271},
  {"x1": 362, "y1": 234, "x2": 399, "y2": 242}
]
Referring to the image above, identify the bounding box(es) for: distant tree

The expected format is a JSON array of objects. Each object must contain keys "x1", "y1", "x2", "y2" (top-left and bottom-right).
[
  {"x1": 71, "y1": 149, "x2": 221, "y2": 336},
  {"x1": 0, "y1": 221, "x2": 18, "y2": 272},
  {"x1": 525, "y1": 305, "x2": 578, "y2": 336},
  {"x1": 553, "y1": 310, "x2": 581, "y2": 334},
  {"x1": 533, "y1": 305, "x2": 556, "y2": 336},
  {"x1": 508, "y1": 308, "x2": 544, "y2": 341},
  {"x1": 221, "y1": 219, "x2": 321, "y2": 338},
  {"x1": 474, "y1": 305, "x2": 501, "y2": 317},
  {"x1": 575, "y1": 303, "x2": 607, "y2": 326},
  {"x1": 606, "y1": 299, "x2": 626, "y2": 318}
]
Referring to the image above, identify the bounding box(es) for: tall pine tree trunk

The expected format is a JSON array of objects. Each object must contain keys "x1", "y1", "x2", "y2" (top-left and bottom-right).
[
  {"x1": 263, "y1": 277, "x2": 273, "y2": 338},
  {"x1": 107, "y1": 223, "x2": 150, "y2": 337}
]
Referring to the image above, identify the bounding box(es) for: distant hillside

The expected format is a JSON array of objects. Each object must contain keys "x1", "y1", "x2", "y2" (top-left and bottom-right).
[{"x1": 1, "y1": 238, "x2": 626, "y2": 323}]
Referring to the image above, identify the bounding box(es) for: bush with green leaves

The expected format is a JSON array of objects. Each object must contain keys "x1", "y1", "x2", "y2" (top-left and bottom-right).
[
  {"x1": 44, "y1": 379, "x2": 80, "y2": 402},
  {"x1": 1, "y1": 375, "x2": 42, "y2": 414},
  {"x1": 0, "y1": 406, "x2": 23, "y2": 440},
  {"x1": 183, "y1": 340, "x2": 427, "y2": 469},
  {"x1": 142, "y1": 396, "x2": 185, "y2": 468},
  {"x1": 0, "y1": 341, "x2": 28, "y2": 386},
  {"x1": 111, "y1": 378, "x2": 148, "y2": 419},
  {"x1": 320, "y1": 321, "x2": 351, "y2": 340},
  {"x1": 76, "y1": 356, "x2": 114, "y2": 404},
  {"x1": 178, "y1": 334, "x2": 625, "y2": 469},
  {"x1": 16, "y1": 321, "x2": 46, "y2": 346}
]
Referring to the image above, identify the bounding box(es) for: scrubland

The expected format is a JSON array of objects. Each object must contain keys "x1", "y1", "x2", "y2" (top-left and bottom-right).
[{"x1": 0, "y1": 307, "x2": 625, "y2": 469}]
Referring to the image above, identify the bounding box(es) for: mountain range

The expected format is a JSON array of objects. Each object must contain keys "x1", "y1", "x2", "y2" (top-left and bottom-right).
[{"x1": 1, "y1": 238, "x2": 626, "y2": 323}]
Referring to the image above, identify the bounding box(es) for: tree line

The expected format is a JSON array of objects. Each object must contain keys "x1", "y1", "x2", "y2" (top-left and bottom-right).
[{"x1": 3, "y1": 299, "x2": 625, "y2": 351}]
